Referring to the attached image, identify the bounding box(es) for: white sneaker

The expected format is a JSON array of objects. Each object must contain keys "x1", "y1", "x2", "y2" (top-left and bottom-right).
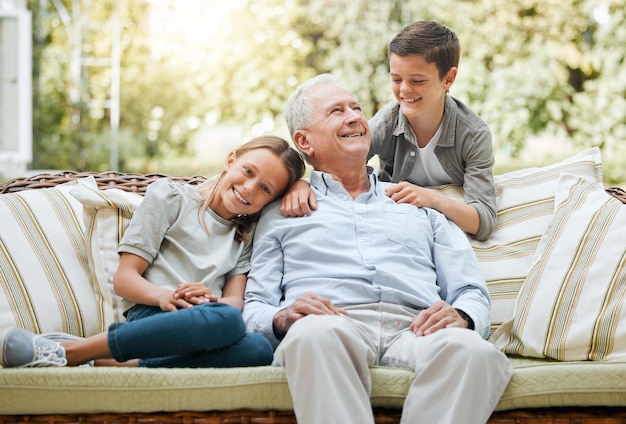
[
  {"x1": 41, "y1": 332, "x2": 94, "y2": 367},
  {"x1": 0, "y1": 328, "x2": 67, "y2": 368},
  {"x1": 41, "y1": 332, "x2": 84, "y2": 343}
]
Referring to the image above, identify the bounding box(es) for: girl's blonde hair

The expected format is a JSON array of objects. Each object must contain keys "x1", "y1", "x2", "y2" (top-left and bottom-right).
[{"x1": 198, "y1": 135, "x2": 305, "y2": 242}]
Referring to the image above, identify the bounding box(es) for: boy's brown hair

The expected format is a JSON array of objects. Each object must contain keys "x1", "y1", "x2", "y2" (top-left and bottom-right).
[{"x1": 388, "y1": 21, "x2": 460, "y2": 80}]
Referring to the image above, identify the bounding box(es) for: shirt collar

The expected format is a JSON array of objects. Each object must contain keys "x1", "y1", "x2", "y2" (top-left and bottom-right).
[
  {"x1": 393, "y1": 106, "x2": 417, "y2": 145},
  {"x1": 310, "y1": 168, "x2": 380, "y2": 198},
  {"x1": 391, "y1": 96, "x2": 456, "y2": 148}
]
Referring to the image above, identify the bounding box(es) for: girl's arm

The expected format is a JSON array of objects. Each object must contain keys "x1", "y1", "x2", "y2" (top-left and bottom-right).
[
  {"x1": 113, "y1": 252, "x2": 190, "y2": 312},
  {"x1": 219, "y1": 274, "x2": 247, "y2": 311},
  {"x1": 280, "y1": 179, "x2": 317, "y2": 217}
]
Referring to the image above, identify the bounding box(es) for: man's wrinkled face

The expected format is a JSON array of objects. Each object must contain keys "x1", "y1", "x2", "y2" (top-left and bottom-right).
[{"x1": 296, "y1": 83, "x2": 370, "y2": 168}]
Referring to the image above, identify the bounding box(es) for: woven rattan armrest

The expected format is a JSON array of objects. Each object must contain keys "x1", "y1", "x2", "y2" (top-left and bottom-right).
[{"x1": 0, "y1": 171, "x2": 207, "y2": 195}]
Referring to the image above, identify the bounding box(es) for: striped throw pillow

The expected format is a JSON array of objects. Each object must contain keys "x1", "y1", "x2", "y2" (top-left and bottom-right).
[
  {"x1": 433, "y1": 148, "x2": 603, "y2": 333},
  {"x1": 491, "y1": 174, "x2": 626, "y2": 360},
  {"x1": 478, "y1": 148, "x2": 602, "y2": 332},
  {"x1": 70, "y1": 185, "x2": 143, "y2": 322},
  {"x1": 0, "y1": 177, "x2": 113, "y2": 337}
]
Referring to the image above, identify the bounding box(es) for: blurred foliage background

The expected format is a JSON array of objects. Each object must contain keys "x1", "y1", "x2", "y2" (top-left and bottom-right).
[{"x1": 28, "y1": 0, "x2": 626, "y2": 183}]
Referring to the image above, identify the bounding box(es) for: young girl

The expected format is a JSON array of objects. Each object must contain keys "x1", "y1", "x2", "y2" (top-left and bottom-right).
[{"x1": 0, "y1": 135, "x2": 305, "y2": 368}]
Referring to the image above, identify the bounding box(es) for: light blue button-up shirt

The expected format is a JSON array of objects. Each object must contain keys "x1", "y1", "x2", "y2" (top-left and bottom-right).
[{"x1": 243, "y1": 170, "x2": 491, "y2": 347}]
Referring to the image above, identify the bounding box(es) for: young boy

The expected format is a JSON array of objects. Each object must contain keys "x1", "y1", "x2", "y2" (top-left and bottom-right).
[
  {"x1": 280, "y1": 21, "x2": 496, "y2": 241},
  {"x1": 369, "y1": 20, "x2": 496, "y2": 241}
]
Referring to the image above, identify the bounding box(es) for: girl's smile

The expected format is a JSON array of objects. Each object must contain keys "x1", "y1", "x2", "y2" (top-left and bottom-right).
[{"x1": 210, "y1": 148, "x2": 290, "y2": 220}]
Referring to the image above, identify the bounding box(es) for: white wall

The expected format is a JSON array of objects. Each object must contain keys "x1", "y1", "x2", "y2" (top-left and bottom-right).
[{"x1": 0, "y1": 1, "x2": 31, "y2": 182}]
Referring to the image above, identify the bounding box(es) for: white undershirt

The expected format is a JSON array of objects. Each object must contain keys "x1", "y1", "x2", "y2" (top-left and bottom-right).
[{"x1": 408, "y1": 123, "x2": 453, "y2": 185}]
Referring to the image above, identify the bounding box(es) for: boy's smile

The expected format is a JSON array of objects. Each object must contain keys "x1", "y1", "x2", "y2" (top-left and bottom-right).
[{"x1": 389, "y1": 53, "x2": 456, "y2": 131}]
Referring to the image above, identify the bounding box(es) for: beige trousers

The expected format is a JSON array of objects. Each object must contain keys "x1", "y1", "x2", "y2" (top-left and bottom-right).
[{"x1": 273, "y1": 303, "x2": 512, "y2": 424}]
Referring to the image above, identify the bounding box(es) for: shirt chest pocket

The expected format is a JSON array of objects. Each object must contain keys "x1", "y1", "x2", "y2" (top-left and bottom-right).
[{"x1": 383, "y1": 203, "x2": 431, "y2": 249}]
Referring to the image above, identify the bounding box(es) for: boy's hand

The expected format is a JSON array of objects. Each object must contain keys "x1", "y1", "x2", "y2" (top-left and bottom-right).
[
  {"x1": 280, "y1": 179, "x2": 318, "y2": 217},
  {"x1": 385, "y1": 182, "x2": 437, "y2": 208}
]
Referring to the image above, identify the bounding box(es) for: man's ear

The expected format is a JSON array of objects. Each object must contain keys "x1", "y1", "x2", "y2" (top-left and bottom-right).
[{"x1": 293, "y1": 131, "x2": 313, "y2": 157}]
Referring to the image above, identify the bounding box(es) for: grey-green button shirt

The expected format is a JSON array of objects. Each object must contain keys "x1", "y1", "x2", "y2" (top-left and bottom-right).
[{"x1": 368, "y1": 95, "x2": 496, "y2": 241}]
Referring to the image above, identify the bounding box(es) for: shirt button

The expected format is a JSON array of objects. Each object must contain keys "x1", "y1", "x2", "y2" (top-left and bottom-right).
[{"x1": 410, "y1": 151, "x2": 416, "y2": 157}]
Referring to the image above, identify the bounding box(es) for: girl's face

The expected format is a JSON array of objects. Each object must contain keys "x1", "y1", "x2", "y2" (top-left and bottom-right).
[{"x1": 210, "y1": 148, "x2": 290, "y2": 220}]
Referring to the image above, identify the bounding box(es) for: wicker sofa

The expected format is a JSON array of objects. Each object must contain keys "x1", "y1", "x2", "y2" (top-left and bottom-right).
[{"x1": 2, "y1": 147, "x2": 626, "y2": 424}]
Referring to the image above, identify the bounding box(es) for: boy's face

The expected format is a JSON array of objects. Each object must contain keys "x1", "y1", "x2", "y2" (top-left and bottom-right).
[{"x1": 389, "y1": 53, "x2": 457, "y2": 123}]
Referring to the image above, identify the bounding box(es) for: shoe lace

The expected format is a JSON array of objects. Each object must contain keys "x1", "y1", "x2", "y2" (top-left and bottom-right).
[{"x1": 25, "y1": 340, "x2": 68, "y2": 367}]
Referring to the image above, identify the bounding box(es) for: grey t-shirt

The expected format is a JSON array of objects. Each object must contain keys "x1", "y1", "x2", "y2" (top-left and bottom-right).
[{"x1": 118, "y1": 178, "x2": 252, "y2": 313}]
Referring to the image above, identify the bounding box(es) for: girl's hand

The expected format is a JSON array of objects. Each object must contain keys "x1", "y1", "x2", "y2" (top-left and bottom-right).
[
  {"x1": 280, "y1": 179, "x2": 317, "y2": 217},
  {"x1": 115, "y1": 253, "x2": 193, "y2": 311},
  {"x1": 156, "y1": 290, "x2": 188, "y2": 312},
  {"x1": 174, "y1": 282, "x2": 218, "y2": 305}
]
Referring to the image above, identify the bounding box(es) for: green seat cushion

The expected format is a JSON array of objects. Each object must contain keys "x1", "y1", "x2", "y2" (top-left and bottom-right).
[{"x1": 3, "y1": 359, "x2": 626, "y2": 415}]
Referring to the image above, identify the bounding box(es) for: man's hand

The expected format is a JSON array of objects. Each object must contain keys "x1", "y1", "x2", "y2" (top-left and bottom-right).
[
  {"x1": 280, "y1": 179, "x2": 318, "y2": 217},
  {"x1": 409, "y1": 300, "x2": 469, "y2": 336},
  {"x1": 272, "y1": 292, "x2": 347, "y2": 340}
]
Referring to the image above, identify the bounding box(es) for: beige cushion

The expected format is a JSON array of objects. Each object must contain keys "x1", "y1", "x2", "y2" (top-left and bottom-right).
[
  {"x1": 70, "y1": 185, "x2": 144, "y2": 322},
  {"x1": 476, "y1": 148, "x2": 602, "y2": 331},
  {"x1": 0, "y1": 177, "x2": 112, "y2": 336},
  {"x1": 434, "y1": 148, "x2": 603, "y2": 333},
  {"x1": 491, "y1": 174, "x2": 626, "y2": 360}
]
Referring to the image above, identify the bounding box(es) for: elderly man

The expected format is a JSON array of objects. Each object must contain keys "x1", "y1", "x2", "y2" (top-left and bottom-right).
[{"x1": 243, "y1": 74, "x2": 512, "y2": 424}]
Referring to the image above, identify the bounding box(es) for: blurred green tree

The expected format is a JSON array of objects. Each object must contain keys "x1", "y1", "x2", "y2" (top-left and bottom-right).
[{"x1": 28, "y1": 0, "x2": 626, "y2": 182}]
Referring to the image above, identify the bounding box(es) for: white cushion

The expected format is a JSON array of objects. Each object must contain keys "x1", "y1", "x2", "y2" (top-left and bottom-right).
[
  {"x1": 0, "y1": 177, "x2": 114, "y2": 336},
  {"x1": 491, "y1": 174, "x2": 626, "y2": 360},
  {"x1": 70, "y1": 185, "x2": 143, "y2": 322},
  {"x1": 433, "y1": 148, "x2": 603, "y2": 332},
  {"x1": 475, "y1": 148, "x2": 602, "y2": 331}
]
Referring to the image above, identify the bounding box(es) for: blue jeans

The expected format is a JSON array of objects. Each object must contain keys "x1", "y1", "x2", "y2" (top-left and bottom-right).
[{"x1": 108, "y1": 303, "x2": 273, "y2": 368}]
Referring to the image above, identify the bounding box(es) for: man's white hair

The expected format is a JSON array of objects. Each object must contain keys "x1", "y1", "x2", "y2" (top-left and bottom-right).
[{"x1": 283, "y1": 73, "x2": 339, "y2": 138}]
